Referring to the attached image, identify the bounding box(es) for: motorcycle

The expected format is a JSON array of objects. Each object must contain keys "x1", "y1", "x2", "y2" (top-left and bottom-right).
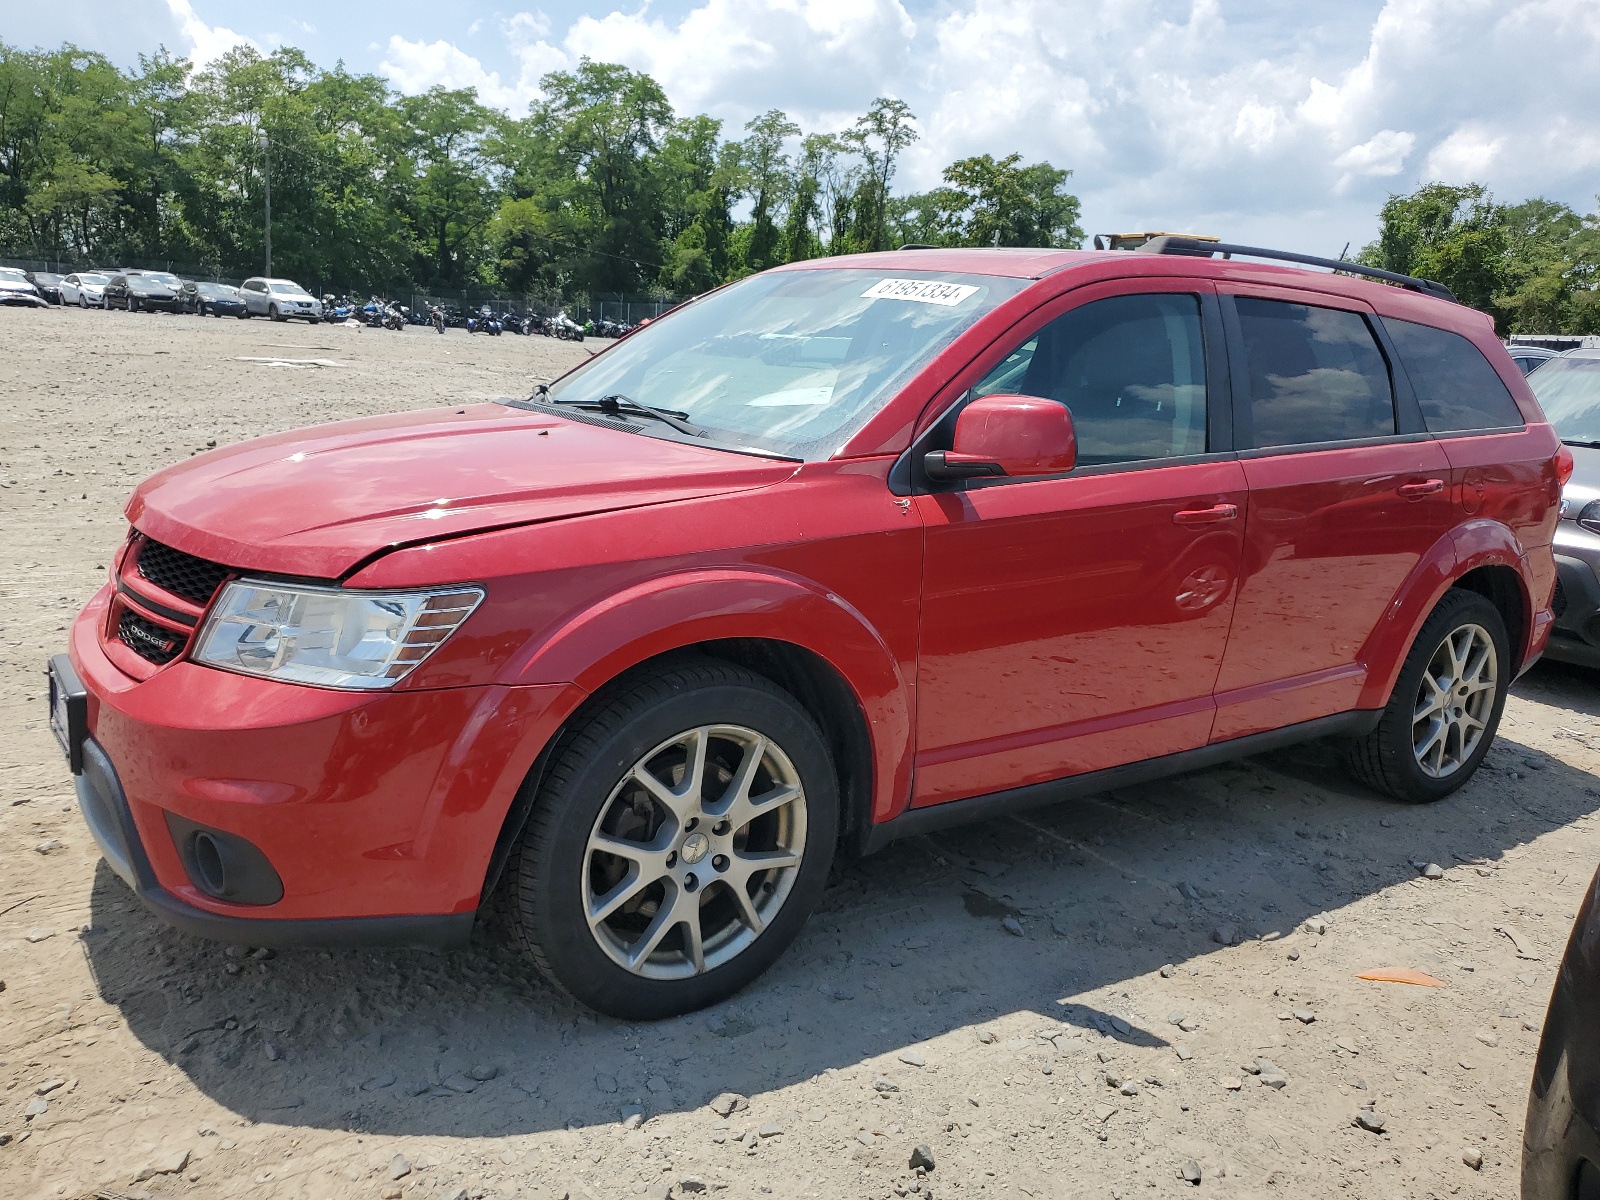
[
  {"x1": 382, "y1": 303, "x2": 408, "y2": 332},
  {"x1": 551, "y1": 312, "x2": 585, "y2": 342},
  {"x1": 430, "y1": 305, "x2": 445, "y2": 334},
  {"x1": 322, "y1": 294, "x2": 354, "y2": 324}
]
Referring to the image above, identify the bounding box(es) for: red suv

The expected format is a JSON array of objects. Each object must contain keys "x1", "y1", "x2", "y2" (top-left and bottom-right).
[{"x1": 50, "y1": 241, "x2": 1563, "y2": 1018}]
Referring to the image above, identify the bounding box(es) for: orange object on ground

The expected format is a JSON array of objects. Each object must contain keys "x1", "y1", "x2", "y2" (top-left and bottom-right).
[{"x1": 1355, "y1": 968, "x2": 1447, "y2": 987}]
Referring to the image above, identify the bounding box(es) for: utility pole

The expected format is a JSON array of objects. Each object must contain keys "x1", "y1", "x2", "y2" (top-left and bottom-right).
[{"x1": 261, "y1": 129, "x2": 272, "y2": 277}]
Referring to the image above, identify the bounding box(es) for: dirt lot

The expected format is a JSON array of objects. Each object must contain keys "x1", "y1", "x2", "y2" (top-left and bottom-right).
[{"x1": 2, "y1": 304, "x2": 1599, "y2": 1200}]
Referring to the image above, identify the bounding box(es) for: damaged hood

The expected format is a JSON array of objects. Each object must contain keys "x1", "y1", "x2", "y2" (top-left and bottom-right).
[{"x1": 127, "y1": 403, "x2": 798, "y2": 578}]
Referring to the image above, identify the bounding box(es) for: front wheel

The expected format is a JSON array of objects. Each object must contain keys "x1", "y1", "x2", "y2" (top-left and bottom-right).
[
  {"x1": 1346, "y1": 589, "x2": 1510, "y2": 802},
  {"x1": 507, "y1": 659, "x2": 838, "y2": 1019}
]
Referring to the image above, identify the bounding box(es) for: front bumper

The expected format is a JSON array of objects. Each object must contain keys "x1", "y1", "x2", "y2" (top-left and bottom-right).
[
  {"x1": 60, "y1": 588, "x2": 582, "y2": 943},
  {"x1": 1522, "y1": 869, "x2": 1600, "y2": 1198},
  {"x1": 1544, "y1": 548, "x2": 1600, "y2": 668}
]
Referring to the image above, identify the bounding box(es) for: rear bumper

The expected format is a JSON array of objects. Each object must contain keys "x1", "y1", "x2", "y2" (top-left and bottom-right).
[{"x1": 63, "y1": 589, "x2": 583, "y2": 940}]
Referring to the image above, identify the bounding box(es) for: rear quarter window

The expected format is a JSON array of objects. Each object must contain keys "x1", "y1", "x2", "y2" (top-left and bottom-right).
[{"x1": 1382, "y1": 317, "x2": 1525, "y2": 432}]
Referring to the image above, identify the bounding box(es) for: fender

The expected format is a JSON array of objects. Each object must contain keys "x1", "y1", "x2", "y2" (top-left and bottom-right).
[
  {"x1": 1356, "y1": 518, "x2": 1532, "y2": 710},
  {"x1": 501, "y1": 567, "x2": 914, "y2": 825}
]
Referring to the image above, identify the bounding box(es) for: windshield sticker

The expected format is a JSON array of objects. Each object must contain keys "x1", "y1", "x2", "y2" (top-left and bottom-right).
[{"x1": 861, "y1": 278, "x2": 981, "y2": 307}]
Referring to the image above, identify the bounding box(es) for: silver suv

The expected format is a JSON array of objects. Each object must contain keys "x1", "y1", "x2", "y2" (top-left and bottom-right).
[
  {"x1": 240, "y1": 277, "x2": 323, "y2": 323},
  {"x1": 1534, "y1": 348, "x2": 1600, "y2": 666}
]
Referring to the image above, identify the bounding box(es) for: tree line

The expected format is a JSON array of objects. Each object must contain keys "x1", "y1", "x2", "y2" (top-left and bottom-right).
[
  {"x1": 1358, "y1": 183, "x2": 1600, "y2": 334},
  {"x1": 0, "y1": 41, "x2": 1082, "y2": 297},
  {"x1": 2, "y1": 39, "x2": 1597, "y2": 331}
]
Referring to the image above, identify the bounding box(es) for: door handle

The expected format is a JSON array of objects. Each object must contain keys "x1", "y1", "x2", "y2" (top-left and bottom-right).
[
  {"x1": 1173, "y1": 503, "x2": 1239, "y2": 525},
  {"x1": 1397, "y1": 479, "x2": 1445, "y2": 499}
]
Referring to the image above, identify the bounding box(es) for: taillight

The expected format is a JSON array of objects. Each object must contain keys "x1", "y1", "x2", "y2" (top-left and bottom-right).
[{"x1": 1556, "y1": 444, "x2": 1575, "y2": 488}]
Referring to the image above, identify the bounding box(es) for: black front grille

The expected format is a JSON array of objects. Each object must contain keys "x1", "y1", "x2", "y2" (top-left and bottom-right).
[
  {"x1": 1553, "y1": 576, "x2": 1569, "y2": 620},
  {"x1": 136, "y1": 537, "x2": 230, "y2": 606},
  {"x1": 118, "y1": 610, "x2": 186, "y2": 665}
]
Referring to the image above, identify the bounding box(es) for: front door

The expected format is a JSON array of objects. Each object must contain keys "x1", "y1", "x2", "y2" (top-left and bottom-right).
[
  {"x1": 1210, "y1": 289, "x2": 1455, "y2": 740},
  {"x1": 913, "y1": 285, "x2": 1247, "y2": 807}
]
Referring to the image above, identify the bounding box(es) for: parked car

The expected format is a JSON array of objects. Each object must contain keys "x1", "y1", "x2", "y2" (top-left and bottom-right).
[
  {"x1": 1530, "y1": 349, "x2": 1600, "y2": 667},
  {"x1": 59, "y1": 272, "x2": 111, "y2": 308},
  {"x1": 1510, "y1": 345, "x2": 1562, "y2": 375},
  {"x1": 104, "y1": 271, "x2": 182, "y2": 312},
  {"x1": 1521, "y1": 863, "x2": 1600, "y2": 1199},
  {"x1": 50, "y1": 240, "x2": 1563, "y2": 1020},
  {"x1": 240, "y1": 277, "x2": 323, "y2": 322},
  {"x1": 181, "y1": 280, "x2": 247, "y2": 318},
  {"x1": 0, "y1": 266, "x2": 49, "y2": 307},
  {"x1": 26, "y1": 271, "x2": 65, "y2": 304}
]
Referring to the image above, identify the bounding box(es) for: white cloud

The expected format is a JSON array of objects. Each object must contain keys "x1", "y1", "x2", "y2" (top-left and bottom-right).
[
  {"x1": 1334, "y1": 128, "x2": 1414, "y2": 177},
  {"x1": 378, "y1": 0, "x2": 1600, "y2": 250},
  {"x1": 379, "y1": 15, "x2": 567, "y2": 115},
  {"x1": 164, "y1": 0, "x2": 254, "y2": 67}
]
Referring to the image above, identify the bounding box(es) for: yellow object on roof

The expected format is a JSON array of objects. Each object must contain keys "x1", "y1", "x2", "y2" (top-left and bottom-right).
[{"x1": 1093, "y1": 232, "x2": 1221, "y2": 251}]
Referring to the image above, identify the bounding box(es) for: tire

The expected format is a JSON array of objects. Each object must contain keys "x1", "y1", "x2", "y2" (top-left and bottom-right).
[
  {"x1": 1346, "y1": 589, "x2": 1510, "y2": 803},
  {"x1": 269, "y1": 304, "x2": 283, "y2": 322},
  {"x1": 78, "y1": 295, "x2": 87, "y2": 309},
  {"x1": 506, "y1": 658, "x2": 838, "y2": 1019}
]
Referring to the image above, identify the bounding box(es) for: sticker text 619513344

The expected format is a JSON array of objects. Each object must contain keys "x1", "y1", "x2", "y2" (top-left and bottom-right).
[{"x1": 861, "y1": 278, "x2": 980, "y2": 307}]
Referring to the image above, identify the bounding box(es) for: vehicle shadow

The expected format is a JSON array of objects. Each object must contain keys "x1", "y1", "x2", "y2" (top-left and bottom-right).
[{"x1": 81, "y1": 664, "x2": 1600, "y2": 1138}]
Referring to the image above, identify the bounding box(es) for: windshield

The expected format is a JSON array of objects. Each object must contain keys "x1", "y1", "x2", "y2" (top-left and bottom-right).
[
  {"x1": 270, "y1": 281, "x2": 309, "y2": 296},
  {"x1": 199, "y1": 283, "x2": 234, "y2": 296},
  {"x1": 78, "y1": 273, "x2": 109, "y2": 285},
  {"x1": 541, "y1": 268, "x2": 1027, "y2": 459},
  {"x1": 137, "y1": 272, "x2": 181, "y2": 288},
  {"x1": 0, "y1": 268, "x2": 28, "y2": 283},
  {"x1": 1531, "y1": 358, "x2": 1600, "y2": 444}
]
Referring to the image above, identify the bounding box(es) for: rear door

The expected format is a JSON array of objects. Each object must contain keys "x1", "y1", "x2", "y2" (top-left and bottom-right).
[
  {"x1": 913, "y1": 281, "x2": 1248, "y2": 805},
  {"x1": 1211, "y1": 288, "x2": 1454, "y2": 740}
]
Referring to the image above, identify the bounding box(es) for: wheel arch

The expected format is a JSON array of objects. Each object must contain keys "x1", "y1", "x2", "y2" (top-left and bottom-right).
[
  {"x1": 1358, "y1": 519, "x2": 1535, "y2": 710},
  {"x1": 478, "y1": 571, "x2": 913, "y2": 902}
]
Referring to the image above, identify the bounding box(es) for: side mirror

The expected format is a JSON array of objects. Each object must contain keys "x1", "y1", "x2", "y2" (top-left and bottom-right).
[{"x1": 924, "y1": 394, "x2": 1077, "y2": 482}]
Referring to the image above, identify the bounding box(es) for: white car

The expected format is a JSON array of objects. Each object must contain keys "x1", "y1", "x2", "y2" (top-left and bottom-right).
[
  {"x1": 240, "y1": 277, "x2": 323, "y2": 323},
  {"x1": 59, "y1": 272, "x2": 111, "y2": 308},
  {"x1": 0, "y1": 266, "x2": 48, "y2": 308}
]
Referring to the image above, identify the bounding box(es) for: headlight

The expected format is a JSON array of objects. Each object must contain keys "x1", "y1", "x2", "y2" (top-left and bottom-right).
[{"x1": 192, "y1": 581, "x2": 484, "y2": 690}]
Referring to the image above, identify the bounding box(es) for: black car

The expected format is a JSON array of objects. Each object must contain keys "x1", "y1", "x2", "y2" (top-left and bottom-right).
[
  {"x1": 25, "y1": 271, "x2": 64, "y2": 304},
  {"x1": 1523, "y1": 864, "x2": 1600, "y2": 1198},
  {"x1": 180, "y1": 280, "x2": 247, "y2": 317},
  {"x1": 104, "y1": 271, "x2": 182, "y2": 312}
]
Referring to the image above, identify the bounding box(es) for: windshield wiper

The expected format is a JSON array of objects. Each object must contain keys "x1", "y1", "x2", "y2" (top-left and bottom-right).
[
  {"x1": 1562, "y1": 438, "x2": 1600, "y2": 449},
  {"x1": 551, "y1": 393, "x2": 708, "y2": 437}
]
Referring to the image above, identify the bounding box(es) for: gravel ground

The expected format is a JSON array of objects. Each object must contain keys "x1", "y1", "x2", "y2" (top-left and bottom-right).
[{"x1": 2, "y1": 304, "x2": 1599, "y2": 1200}]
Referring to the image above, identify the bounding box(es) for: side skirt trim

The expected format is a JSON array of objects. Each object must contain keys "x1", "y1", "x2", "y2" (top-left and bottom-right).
[{"x1": 859, "y1": 709, "x2": 1381, "y2": 855}]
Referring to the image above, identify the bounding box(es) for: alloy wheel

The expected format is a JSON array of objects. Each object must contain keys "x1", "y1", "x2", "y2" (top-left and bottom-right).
[
  {"x1": 582, "y1": 724, "x2": 807, "y2": 980},
  {"x1": 1411, "y1": 622, "x2": 1497, "y2": 779}
]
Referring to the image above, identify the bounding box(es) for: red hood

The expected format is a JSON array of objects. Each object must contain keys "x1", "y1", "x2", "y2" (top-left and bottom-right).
[{"x1": 126, "y1": 403, "x2": 798, "y2": 578}]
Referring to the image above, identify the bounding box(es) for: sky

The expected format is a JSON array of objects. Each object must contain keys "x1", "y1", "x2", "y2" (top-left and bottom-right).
[{"x1": 7, "y1": 0, "x2": 1600, "y2": 255}]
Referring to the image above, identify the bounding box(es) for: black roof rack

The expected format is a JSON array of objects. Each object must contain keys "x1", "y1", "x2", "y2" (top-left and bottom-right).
[
  {"x1": 1136, "y1": 236, "x2": 1457, "y2": 302},
  {"x1": 898, "y1": 243, "x2": 938, "y2": 251}
]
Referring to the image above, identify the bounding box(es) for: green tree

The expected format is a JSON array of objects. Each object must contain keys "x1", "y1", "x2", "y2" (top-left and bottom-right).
[{"x1": 735, "y1": 108, "x2": 798, "y2": 273}]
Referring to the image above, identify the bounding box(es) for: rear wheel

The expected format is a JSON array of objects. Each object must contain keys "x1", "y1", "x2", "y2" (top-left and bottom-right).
[
  {"x1": 1346, "y1": 589, "x2": 1509, "y2": 802},
  {"x1": 506, "y1": 659, "x2": 837, "y2": 1019}
]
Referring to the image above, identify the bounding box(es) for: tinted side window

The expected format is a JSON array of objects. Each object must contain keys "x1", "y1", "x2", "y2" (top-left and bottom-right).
[
  {"x1": 1234, "y1": 298, "x2": 1395, "y2": 449},
  {"x1": 1383, "y1": 317, "x2": 1525, "y2": 432},
  {"x1": 972, "y1": 293, "x2": 1207, "y2": 466}
]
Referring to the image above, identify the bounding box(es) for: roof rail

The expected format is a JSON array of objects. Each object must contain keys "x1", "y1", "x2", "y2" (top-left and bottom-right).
[
  {"x1": 898, "y1": 243, "x2": 938, "y2": 251},
  {"x1": 1137, "y1": 236, "x2": 1457, "y2": 302}
]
